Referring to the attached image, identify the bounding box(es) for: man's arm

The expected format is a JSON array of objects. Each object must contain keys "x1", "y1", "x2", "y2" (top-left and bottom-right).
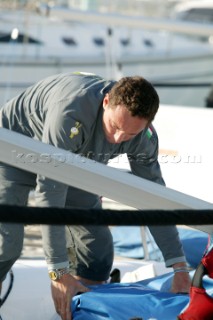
[
  {"x1": 35, "y1": 107, "x2": 90, "y2": 318},
  {"x1": 148, "y1": 225, "x2": 191, "y2": 293},
  {"x1": 128, "y1": 126, "x2": 191, "y2": 293},
  {"x1": 35, "y1": 178, "x2": 90, "y2": 319}
]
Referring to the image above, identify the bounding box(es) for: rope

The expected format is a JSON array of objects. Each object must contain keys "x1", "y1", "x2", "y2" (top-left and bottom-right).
[{"x1": 0, "y1": 205, "x2": 213, "y2": 225}]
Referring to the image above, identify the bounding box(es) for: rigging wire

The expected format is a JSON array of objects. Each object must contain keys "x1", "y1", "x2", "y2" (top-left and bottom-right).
[{"x1": 0, "y1": 269, "x2": 14, "y2": 309}]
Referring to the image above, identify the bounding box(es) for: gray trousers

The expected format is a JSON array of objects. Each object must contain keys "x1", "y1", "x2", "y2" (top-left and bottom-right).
[{"x1": 0, "y1": 163, "x2": 113, "y2": 282}]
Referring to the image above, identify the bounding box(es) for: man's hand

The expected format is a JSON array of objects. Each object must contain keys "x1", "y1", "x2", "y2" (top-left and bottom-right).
[
  {"x1": 51, "y1": 273, "x2": 90, "y2": 320},
  {"x1": 171, "y1": 271, "x2": 191, "y2": 293},
  {"x1": 171, "y1": 263, "x2": 191, "y2": 294}
]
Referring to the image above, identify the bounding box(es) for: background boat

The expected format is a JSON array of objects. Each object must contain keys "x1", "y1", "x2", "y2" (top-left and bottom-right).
[
  {"x1": 171, "y1": 0, "x2": 213, "y2": 26},
  {"x1": 1, "y1": 4, "x2": 213, "y2": 108}
]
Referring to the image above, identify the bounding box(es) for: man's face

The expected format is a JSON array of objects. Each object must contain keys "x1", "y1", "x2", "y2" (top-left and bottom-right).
[{"x1": 102, "y1": 94, "x2": 148, "y2": 144}]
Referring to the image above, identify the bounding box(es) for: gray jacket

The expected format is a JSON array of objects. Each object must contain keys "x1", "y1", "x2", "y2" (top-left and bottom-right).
[{"x1": 0, "y1": 72, "x2": 186, "y2": 268}]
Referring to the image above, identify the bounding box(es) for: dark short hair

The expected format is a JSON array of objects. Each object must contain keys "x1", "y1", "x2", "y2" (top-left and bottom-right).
[{"x1": 108, "y1": 76, "x2": 159, "y2": 123}]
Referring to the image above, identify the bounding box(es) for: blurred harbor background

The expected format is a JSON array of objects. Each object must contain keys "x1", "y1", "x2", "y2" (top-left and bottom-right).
[
  {"x1": 0, "y1": 0, "x2": 183, "y2": 17},
  {"x1": 1, "y1": 0, "x2": 213, "y2": 107}
]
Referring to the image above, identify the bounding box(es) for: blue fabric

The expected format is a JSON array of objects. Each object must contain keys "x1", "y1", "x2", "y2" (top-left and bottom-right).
[
  {"x1": 72, "y1": 272, "x2": 213, "y2": 320},
  {"x1": 112, "y1": 227, "x2": 208, "y2": 268},
  {"x1": 178, "y1": 228, "x2": 208, "y2": 268},
  {"x1": 72, "y1": 282, "x2": 189, "y2": 320},
  {"x1": 72, "y1": 227, "x2": 209, "y2": 319},
  {"x1": 112, "y1": 226, "x2": 164, "y2": 261}
]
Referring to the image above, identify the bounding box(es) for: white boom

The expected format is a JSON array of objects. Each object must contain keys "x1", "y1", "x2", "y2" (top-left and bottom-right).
[{"x1": 0, "y1": 127, "x2": 213, "y2": 234}]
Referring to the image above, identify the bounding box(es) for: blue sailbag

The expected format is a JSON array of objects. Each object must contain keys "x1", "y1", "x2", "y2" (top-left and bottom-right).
[
  {"x1": 72, "y1": 272, "x2": 213, "y2": 320},
  {"x1": 72, "y1": 273, "x2": 189, "y2": 320}
]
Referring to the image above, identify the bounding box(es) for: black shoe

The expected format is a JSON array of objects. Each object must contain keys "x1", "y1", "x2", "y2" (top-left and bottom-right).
[{"x1": 109, "y1": 268, "x2": 121, "y2": 283}]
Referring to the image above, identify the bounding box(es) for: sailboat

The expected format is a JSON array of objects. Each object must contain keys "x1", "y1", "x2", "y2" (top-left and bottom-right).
[{"x1": 1, "y1": 6, "x2": 213, "y2": 107}]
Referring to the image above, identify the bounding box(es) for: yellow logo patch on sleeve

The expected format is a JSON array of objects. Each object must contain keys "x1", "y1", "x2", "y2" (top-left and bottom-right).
[{"x1": 69, "y1": 121, "x2": 82, "y2": 139}]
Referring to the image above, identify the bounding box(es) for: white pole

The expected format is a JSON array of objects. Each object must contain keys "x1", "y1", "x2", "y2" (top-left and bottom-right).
[{"x1": 0, "y1": 128, "x2": 212, "y2": 215}]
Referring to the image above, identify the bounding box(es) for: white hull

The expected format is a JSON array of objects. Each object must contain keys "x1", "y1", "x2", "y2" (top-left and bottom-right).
[
  {"x1": 1, "y1": 10, "x2": 213, "y2": 107},
  {"x1": 1, "y1": 52, "x2": 213, "y2": 107}
]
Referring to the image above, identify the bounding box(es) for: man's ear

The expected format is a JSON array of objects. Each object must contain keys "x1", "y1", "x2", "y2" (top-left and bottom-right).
[{"x1": 103, "y1": 93, "x2": 109, "y2": 110}]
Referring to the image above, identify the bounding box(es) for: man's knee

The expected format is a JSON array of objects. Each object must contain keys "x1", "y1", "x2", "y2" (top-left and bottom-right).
[
  {"x1": 66, "y1": 226, "x2": 114, "y2": 282},
  {"x1": 0, "y1": 223, "x2": 24, "y2": 260}
]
